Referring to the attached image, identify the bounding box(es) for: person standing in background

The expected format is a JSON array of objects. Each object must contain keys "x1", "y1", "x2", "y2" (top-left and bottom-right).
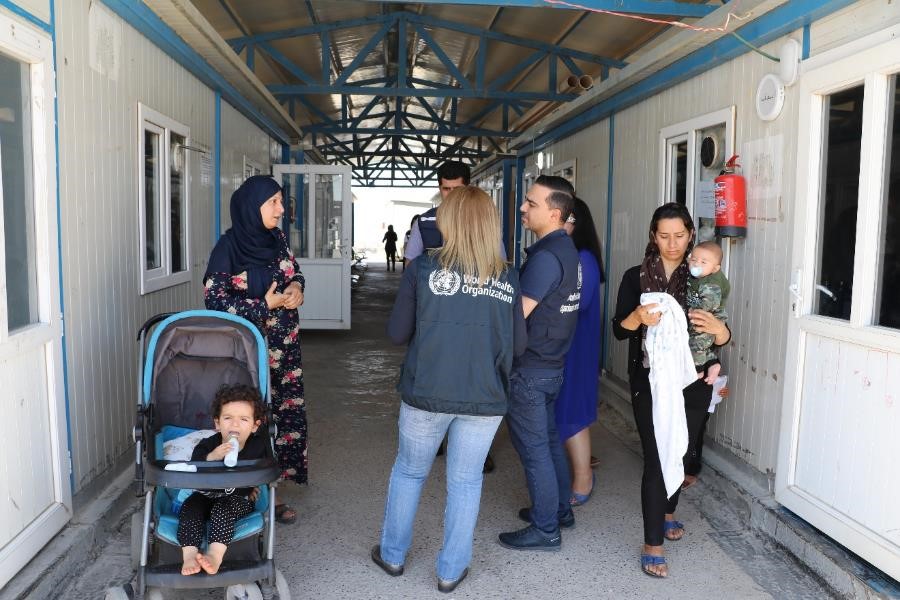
[{"x1": 383, "y1": 225, "x2": 399, "y2": 272}]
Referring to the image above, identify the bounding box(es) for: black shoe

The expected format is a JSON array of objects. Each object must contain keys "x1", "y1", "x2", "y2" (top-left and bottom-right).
[
  {"x1": 482, "y1": 453, "x2": 495, "y2": 474},
  {"x1": 370, "y1": 545, "x2": 403, "y2": 576},
  {"x1": 437, "y1": 568, "x2": 469, "y2": 593},
  {"x1": 517, "y1": 507, "x2": 574, "y2": 529},
  {"x1": 498, "y1": 525, "x2": 561, "y2": 551}
]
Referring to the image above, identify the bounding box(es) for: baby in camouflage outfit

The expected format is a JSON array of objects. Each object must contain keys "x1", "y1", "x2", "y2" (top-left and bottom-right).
[{"x1": 686, "y1": 241, "x2": 730, "y2": 384}]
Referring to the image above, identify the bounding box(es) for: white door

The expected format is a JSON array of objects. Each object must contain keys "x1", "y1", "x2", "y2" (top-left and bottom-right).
[
  {"x1": 273, "y1": 164, "x2": 352, "y2": 329},
  {"x1": 776, "y1": 28, "x2": 900, "y2": 581},
  {"x1": 0, "y1": 14, "x2": 70, "y2": 590}
]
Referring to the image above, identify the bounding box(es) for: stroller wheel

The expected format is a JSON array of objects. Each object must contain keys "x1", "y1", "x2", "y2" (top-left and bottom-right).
[
  {"x1": 225, "y1": 583, "x2": 263, "y2": 600},
  {"x1": 130, "y1": 512, "x2": 144, "y2": 570},
  {"x1": 274, "y1": 569, "x2": 291, "y2": 600}
]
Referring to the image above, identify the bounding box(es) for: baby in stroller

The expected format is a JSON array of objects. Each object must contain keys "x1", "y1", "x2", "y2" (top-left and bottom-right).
[{"x1": 179, "y1": 384, "x2": 267, "y2": 576}]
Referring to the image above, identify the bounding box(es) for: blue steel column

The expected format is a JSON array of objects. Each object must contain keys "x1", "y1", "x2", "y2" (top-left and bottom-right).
[
  {"x1": 46, "y1": 0, "x2": 75, "y2": 492},
  {"x1": 601, "y1": 114, "x2": 615, "y2": 371},
  {"x1": 214, "y1": 92, "x2": 222, "y2": 241},
  {"x1": 514, "y1": 155, "x2": 526, "y2": 268},
  {"x1": 501, "y1": 159, "x2": 513, "y2": 258},
  {"x1": 280, "y1": 143, "x2": 290, "y2": 246}
]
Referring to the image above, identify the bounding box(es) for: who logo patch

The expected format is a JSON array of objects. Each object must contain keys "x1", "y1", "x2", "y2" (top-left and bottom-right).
[{"x1": 428, "y1": 269, "x2": 461, "y2": 296}]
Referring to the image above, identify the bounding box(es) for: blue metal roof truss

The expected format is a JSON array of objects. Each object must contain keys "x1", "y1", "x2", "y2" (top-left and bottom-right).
[{"x1": 227, "y1": 8, "x2": 630, "y2": 186}]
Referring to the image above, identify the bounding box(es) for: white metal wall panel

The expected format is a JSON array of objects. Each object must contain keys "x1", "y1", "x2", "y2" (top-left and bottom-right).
[
  {"x1": 297, "y1": 262, "x2": 344, "y2": 323},
  {"x1": 6, "y1": 0, "x2": 50, "y2": 23},
  {"x1": 793, "y1": 336, "x2": 900, "y2": 549},
  {"x1": 55, "y1": 0, "x2": 216, "y2": 491},
  {"x1": 219, "y1": 100, "x2": 275, "y2": 233},
  {"x1": 0, "y1": 349, "x2": 54, "y2": 549}
]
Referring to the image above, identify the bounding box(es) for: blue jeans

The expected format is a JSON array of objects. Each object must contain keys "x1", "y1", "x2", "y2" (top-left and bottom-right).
[
  {"x1": 380, "y1": 402, "x2": 502, "y2": 581},
  {"x1": 506, "y1": 368, "x2": 571, "y2": 534}
]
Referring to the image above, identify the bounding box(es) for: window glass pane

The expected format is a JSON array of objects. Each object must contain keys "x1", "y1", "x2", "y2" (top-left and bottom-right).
[
  {"x1": 282, "y1": 173, "x2": 307, "y2": 258},
  {"x1": 815, "y1": 85, "x2": 864, "y2": 319},
  {"x1": 315, "y1": 173, "x2": 343, "y2": 258},
  {"x1": 169, "y1": 132, "x2": 186, "y2": 273},
  {"x1": 144, "y1": 128, "x2": 161, "y2": 270},
  {"x1": 0, "y1": 53, "x2": 39, "y2": 331},
  {"x1": 671, "y1": 141, "x2": 688, "y2": 205},
  {"x1": 877, "y1": 77, "x2": 900, "y2": 328}
]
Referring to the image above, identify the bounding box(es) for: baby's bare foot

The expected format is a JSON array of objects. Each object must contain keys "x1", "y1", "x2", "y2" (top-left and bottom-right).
[
  {"x1": 181, "y1": 547, "x2": 201, "y2": 576},
  {"x1": 196, "y1": 553, "x2": 221, "y2": 575}
]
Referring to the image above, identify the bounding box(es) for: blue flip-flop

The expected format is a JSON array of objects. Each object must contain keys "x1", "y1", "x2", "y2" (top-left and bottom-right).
[
  {"x1": 569, "y1": 473, "x2": 596, "y2": 507},
  {"x1": 640, "y1": 553, "x2": 667, "y2": 577},
  {"x1": 664, "y1": 519, "x2": 685, "y2": 541}
]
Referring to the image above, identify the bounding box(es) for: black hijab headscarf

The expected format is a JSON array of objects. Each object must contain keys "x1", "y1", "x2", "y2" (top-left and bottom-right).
[{"x1": 205, "y1": 175, "x2": 283, "y2": 298}]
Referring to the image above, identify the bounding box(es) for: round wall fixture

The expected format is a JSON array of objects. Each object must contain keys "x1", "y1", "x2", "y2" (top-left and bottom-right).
[
  {"x1": 700, "y1": 135, "x2": 722, "y2": 169},
  {"x1": 756, "y1": 73, "x2": 785, "y2": 121}
]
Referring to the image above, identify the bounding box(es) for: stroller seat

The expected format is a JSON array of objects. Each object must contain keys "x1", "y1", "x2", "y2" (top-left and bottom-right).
[{"x1": 152, "y1": 425, "x2": 269, "y2": 548}]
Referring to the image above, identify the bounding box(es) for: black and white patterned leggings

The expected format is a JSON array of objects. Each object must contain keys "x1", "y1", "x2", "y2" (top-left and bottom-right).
[{"x1": 177, "y1": 492, "x2": 254, "y2": 547}]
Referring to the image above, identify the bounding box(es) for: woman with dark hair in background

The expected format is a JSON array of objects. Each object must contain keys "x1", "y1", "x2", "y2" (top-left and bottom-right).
[
  {"x1": 555, "y1": 198, "x2": 605, "y2": 507},
  {"x1": 612, "y1": 203, "x2": 730, "y2": 578}
]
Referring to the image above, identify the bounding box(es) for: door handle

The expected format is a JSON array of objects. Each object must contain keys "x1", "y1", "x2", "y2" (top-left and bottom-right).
[{"x1": 789, "y1": 268, "x2": 802, "y2": 318}]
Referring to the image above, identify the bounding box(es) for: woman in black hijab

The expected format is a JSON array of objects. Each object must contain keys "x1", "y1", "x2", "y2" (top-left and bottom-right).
[{"x1": 204, "y1": 175, "x2": 306, "y2": 524}]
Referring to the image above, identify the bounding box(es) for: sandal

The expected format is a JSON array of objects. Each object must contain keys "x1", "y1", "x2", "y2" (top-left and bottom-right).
[
  {"x1": 275, "y1": 503, "x2": 297, "y2": 524},
  {"x1": 569, "y1": 473, "x2": 596, "y2": 507},
  {"x1": 663, "y1": 519, "x2": 684, "y2": 541},
  {"x1": 640, "y1": 553, "x2": 667, "y2": 577},
  {"x1": 589, "y1": 455, "x2": 601, "y2": 469}
]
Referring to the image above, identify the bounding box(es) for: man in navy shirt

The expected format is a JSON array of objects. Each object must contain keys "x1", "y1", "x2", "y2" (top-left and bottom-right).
[
  {"x1": 499, "y1": 175, "x2": 581, "y2": 551},
  {"x1": 403, "y1": 161, "x2": 471, "y2": 263}
]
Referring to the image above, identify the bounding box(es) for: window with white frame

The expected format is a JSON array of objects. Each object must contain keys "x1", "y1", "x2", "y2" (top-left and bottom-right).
[
  {"x1": 138, "y1": 104, "x2": 190, "y2": 294},
  {"x1": 660, "y1": 107, "x2": 735, "y2": 244},
  {"x1": 809, "y1": 73, "x2": 900, "y2": 328},
  {"x1": 0, "y1": 50, "x2": 39, "y2": 333}
]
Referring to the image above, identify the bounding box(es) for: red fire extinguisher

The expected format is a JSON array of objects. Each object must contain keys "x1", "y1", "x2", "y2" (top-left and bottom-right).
[{"x1": 715, "y1": 155, "x2": 747, "y2": 237}]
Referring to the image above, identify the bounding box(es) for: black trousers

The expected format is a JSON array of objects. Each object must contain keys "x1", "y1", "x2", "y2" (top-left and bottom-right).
[
  {"x1": 631, "y1": 378, "x2": 711, "y2": 546},
  {"x1": 385, "y1": 249, "x2": 397, "y2": 270},
  {"x1": 177, "y1": 492, "x2": 254, "y2": 547}
]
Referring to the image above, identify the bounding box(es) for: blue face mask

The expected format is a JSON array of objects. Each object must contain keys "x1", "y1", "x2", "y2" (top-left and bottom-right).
[{"x1": 689, "y1": 265, "x2": 704, "y2": 278}]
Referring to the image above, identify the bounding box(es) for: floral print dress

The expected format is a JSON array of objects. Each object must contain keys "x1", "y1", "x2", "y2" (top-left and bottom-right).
[{"x1": 204, "y1": 229, "x2": 308, "y2": 484}]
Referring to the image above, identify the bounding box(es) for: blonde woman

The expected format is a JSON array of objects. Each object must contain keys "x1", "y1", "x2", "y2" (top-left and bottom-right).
[{"x1": 372, "y1": 186, "x2": 526, "y2": 593}]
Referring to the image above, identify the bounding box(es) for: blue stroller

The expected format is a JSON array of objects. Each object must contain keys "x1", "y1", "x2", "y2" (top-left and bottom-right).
[{"x1": 106, "y1": 310, "x2": 291, "y2": 600}]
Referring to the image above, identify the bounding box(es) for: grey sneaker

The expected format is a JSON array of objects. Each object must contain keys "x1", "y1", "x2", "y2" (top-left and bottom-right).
[{"x1": 498, "y1": 525, "x2": 561, "y2": 551}]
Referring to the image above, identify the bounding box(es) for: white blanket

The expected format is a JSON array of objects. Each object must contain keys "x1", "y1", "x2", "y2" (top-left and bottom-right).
[{"x1": 640, "y1": 292, "x2": 698, "y2": 499}]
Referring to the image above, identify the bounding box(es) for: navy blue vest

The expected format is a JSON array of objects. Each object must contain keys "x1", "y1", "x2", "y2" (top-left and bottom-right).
[
  {"x1": 398, "y1": 254, "x2": 519, "y2": 416},
  {"x1": 418, "y1": 206, "x2": 443, "y2": 250},
  {"x1": 516, "y1": 229, "x2": 581, "y2": 370}
]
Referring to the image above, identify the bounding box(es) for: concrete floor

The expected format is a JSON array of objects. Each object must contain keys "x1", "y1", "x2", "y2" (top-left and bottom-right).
[{"x1": 63, "y1": 264, "x2": 833, "y2": 600}]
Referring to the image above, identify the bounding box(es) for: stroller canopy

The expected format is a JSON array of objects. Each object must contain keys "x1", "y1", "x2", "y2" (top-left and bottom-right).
[{"x1": 142, "y1": 310, "x2": 268, "y2": 431}]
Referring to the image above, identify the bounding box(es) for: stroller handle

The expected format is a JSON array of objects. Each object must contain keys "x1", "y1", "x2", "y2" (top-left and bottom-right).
[{"x1": 136, "y1": 312, "x2": 176, "y2": 341}]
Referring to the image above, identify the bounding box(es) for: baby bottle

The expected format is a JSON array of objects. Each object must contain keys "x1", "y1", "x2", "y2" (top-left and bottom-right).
[{"x1": 224, "y1": 434, "x2": 239, "y2": 467}]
